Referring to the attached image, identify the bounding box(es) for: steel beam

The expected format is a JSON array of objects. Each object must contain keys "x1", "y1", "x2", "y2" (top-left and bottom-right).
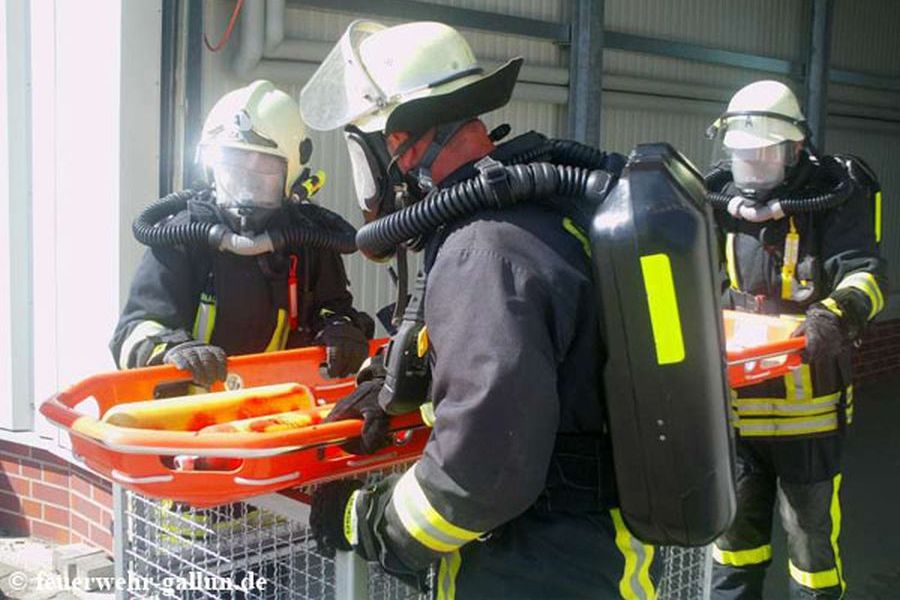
[
  {"x1": 806, "y1": 0, "x2": 834, "y2": 148},
  {"x1": 289, "y1": 0, "x2": 569, "y2": 42},
  {"x1": 567, "y1": 0, "x2": 604, "y2": 145},
  {"x1": 182, "y1": 0, "x2": 204, "y2": 185}
]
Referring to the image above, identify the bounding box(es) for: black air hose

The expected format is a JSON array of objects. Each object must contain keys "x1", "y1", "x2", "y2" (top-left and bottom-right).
[
  {"x1": 704, "y1": 159, "x2": 856, "y2": 215},
  {"x1": 356, "y1": 162, "x2": 611, "y2": 260},
  {"x1": 509, "y1": 138, "x2": 624, "y2": 173},
  {"x1": 133, "y1": 190, "x2": 358, "y2": 254}
]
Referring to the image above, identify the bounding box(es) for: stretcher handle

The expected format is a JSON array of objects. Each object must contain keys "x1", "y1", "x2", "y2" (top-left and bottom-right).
[
  {"x1": 726, "y1": 336, "x2": 806, "y2": 365},
  {"x1": 40, "y1": 393, "x2": 424, "y2": 457}
]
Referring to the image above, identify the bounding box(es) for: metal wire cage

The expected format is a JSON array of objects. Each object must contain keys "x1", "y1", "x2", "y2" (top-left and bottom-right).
[{"x1": 117, "y1": 478, "x2": 710, "y2": 600}]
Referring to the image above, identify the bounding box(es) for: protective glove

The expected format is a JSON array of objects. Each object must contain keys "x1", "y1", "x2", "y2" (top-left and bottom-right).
[
  {"x1": 324, "y1": 380, "x2": 390, "y2": 455},
  {"x1": 309, "y1": 479, "x2": 363, "y2": 557},
  {"x1": 792, "y1": 303, "x2": 848, "y2": 364},
  {"x1": 316, "y1": 318, "x2": 369, "y2": 378},
  {"x1": 163, "y1": 341, "x2": 227, "y2": 387}
]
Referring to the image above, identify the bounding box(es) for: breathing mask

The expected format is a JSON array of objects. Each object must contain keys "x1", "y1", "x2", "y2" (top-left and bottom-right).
[{"x1": 208, "y1": 147, "x2": 287, "y2": 235}]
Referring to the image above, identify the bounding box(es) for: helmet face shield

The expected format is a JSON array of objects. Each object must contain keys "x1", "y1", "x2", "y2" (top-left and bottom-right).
[
  {"x1": 729, "y1": 143, "x2": 795, "y2": 193},
  {"x1": 299, "y1": 21, "x2": 387, "y2": 132},
  {"x1": 208, "y1": 148, "x2": 287, "y2": 233}
]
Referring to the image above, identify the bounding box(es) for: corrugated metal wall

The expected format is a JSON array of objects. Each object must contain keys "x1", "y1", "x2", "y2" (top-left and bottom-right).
[{"x1": 197, "y1": 0, "x2": 899, "y2": 323}]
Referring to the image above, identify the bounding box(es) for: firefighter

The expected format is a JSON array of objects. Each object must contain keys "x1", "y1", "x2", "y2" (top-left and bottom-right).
[
  {"x1": 706, "y1": 80, "x2": 887, "y2": 599},
  {"x1": 300, "y1": 21, "x2": 656, "y2": 599},
  {"x1": 111, "y1": 80, "x2": 372, "y2": 386}
]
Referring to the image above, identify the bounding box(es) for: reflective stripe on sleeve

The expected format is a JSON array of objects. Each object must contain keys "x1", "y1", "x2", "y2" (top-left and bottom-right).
[
  {"x1": 118, "y1": 320, "x2": 167, "y2": 369},
  {"x1": 390, "y1": 467, "x2": 484, "y2": 553},
  {"x1": 836, "y1": 272, "x2": 885, "y2": 319}
]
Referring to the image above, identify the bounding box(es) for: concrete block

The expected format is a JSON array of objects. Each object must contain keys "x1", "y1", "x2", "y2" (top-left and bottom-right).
[
  {"x1": 51, "y1": 543, "x2": 102, "y2": 581},
  {"x1": 74, "y1": 553, "x2": 114, "y2": 591}
]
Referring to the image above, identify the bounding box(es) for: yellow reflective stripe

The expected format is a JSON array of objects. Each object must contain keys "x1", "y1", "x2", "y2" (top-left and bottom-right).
[
  {"x1": 265, "y1": 309, "x2": 288, "y2": 353},
  {"x1": 118, "y1": 320, "x2": 167, "y2": 369},
  {"x1": 562, "y1": 217, "x2": 592, "y2": 257},
  {"x1": 192, "y1": 294, "x2": 217, "y2": 343},
  {"x1": 437, "y1": 550, "x2": 461, "y2": 600},
  {"x1": 837, "y1": 272, "x2": 884, "y2": 319},
  {"x1": 821, "y1": 298, "x2": 844, "y2": 318},
  {"x1": 417, "y1": 325, "x2": 429, "y2": 358},
  {"x1": 733, "y1": 392, "x2": 841, "y2": 417},
  {"x1": 875, "y1": 191, "x2": 882, "y2": 243},
  {"x1": 726, "y1": 233, "x2": 740, "y2": 290},
  {"x1": 639, "y1": 253, "x2": 685, "y2": 365},
  {"x1": 737, "y1": 414, "x2": 840, "y2": 437},
  {"x1": 712, "y1": 543, "x2": 772, "y2": 567},
  {"x1": 831, "y1": 473, "x2": 846, "y2": 594},
  {"x1": 419, "y1": 402, "x2": 436, "y2": 427},
  {"x1": 611, "y1": 509, "x2": 656, "y2": 600},
  {"x1": 784, "y1": 365, "x2": 812, "y2": 401},
  {"x1": 781, "y1": 218, "x2": 799, "y2": 300},
  {"x1": 344, "y1": 489, "x2": 361, "y2": 547},
  {"x1": 391, "y1": 468, "x2": 483, "y2": 553},
  {"x1": 789, "y1": 562, "x2": 841, "y2": 590},
  {"x1": 148, "y1": 343, "x2": 168, "y2": 364}
]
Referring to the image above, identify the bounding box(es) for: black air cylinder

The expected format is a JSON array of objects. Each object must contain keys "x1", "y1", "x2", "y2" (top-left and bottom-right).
[{"x1": 590, "y1": 143, "x2": 736, "y2": 546}]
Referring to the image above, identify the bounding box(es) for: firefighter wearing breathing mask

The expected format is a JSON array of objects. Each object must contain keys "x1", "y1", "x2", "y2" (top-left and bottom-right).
[
  {"x1": 706, "y1": 80, "x2": 887, "y2": 599},
  {"x1": 301, "y1": 20, "x2": 656, "y2": 599},
  {"x1": 112, "y1": 80, "x2": 373, "y2": 386}
]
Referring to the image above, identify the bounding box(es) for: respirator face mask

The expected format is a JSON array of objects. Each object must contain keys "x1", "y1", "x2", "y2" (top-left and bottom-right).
[
  {"x1": 729, "y1": 142, "x2": 796, "y2": 197},
  {"x1": 209, "y1": 147, "x2": 287, "y2": 234},
  {"x1": 344, "y1": 125, "x2": 416, "y2": 223}
]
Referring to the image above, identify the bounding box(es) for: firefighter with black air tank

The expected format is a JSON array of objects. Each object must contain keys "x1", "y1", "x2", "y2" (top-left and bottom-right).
[
  {"x1": 112, "y1": 80, "x2": 373, "y2": 387},
  {"x1": 300, "y1": 20, "x2": 657, "y2": 599},
  {"x1": 705, "y1": 80, "x2": 887, "y2": 599}
]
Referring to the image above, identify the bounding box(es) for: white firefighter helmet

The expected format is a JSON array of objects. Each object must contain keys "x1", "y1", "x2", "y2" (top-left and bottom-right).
[
  {"x1": 714, "y1": 80, "x2": 807, "y2": 150},
  {"x1": 199, "y1": 80, "x2": 312, "y2": 197},
  {"x1": 299, "y1": 20, "x2": 522, "y2": 133}
]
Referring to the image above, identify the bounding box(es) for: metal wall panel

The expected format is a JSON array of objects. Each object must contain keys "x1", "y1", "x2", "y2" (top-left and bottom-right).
[{"x1": 831, "y1": 0, "x2": 900, "y2": 77}]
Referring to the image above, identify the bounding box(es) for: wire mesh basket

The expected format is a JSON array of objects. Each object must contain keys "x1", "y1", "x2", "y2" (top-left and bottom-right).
[{"x1": 119, "y1": 470, "x2": 710, "y2": 600}]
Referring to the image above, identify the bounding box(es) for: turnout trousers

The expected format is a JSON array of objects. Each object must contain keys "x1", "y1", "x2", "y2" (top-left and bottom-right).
[{"x1": 711, "y1": 436, "x2": 845, "y2": 599}]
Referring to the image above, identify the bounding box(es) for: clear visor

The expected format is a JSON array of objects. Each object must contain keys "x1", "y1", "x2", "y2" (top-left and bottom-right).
[
  {"x1": 344, "y1": 132, "x2": 381, "y2": 212},
  {"x1": 299, "y1": 20, "x2": 387, "y2": 131},
  {"x1": 207, "y1": 147, "x2": 287, "y2": 210}
]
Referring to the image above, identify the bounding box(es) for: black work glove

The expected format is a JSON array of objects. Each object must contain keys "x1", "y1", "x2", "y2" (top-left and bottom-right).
[
  {"x1": 163, "y1": 341, "x2": 227, "y2": 387},
  {"x1": 316, "y1": 318, "x2": 369, "y2": 378},
  {"x1": 309, "y1": 479, "x2": 363, "y2": 557},
  {"x1": 792, "y1": 304, "x2": 848, "y2": 364},
  {"x1": 324, "y1": 380, "x2": 390, "y2": 455}
]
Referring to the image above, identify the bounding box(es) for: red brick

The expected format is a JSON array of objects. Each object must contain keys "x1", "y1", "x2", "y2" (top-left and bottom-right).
[
  {"x1": 42, "y1": 466, "x2": 68, "y2": 487},
  {"x1": 22, "y1": 498, "x2": 41, "y2": 519},
  {"x1": 92, "y1": 484, "x2": 112, "y2": 509},
  {"x1": 0, "y1": 492, "x2": 22, "y2": 513},
  {"x1": 0, "y1": 454, "x2": 20, "y2": 476},
  {"x1": 19, "y1": 459, "x2": 41, "y2": 480},
  {"x1": 89, "y1": 523, "x2": 113, "y2": 552},
  {"x1": 71, "y1": 474, "x2": 92, "y2": 498},
  {"x1": 44, "y1": 504, "x2": 69, "y2": 528},
  {"x1": 0, "y1": 474, "x2": 31, "y2": 496},
  {"x1": 30, "y1": 448, "x2": 69, "y2": 468},
  {"x1": 0, "y1": 441, "x2": 31, "y2": 457},
  {"x1": 32, "y1": 481, "x2": 68, "y2": 507},
  {"x1": 71, "y1": 513, "x2": 90, "y2": 539},
  {"x1": 100, "y1": 508, "x2": 113, "y2": 530},
  {"x1": 0, "y1": 510, "x2": 29, "y2": 535},
  {"x1": 32, "y1": 520, "x2": 70, "y2": 545},
  {"x1": 71, "y1": 492, "x2": 101, "y2": 523}
]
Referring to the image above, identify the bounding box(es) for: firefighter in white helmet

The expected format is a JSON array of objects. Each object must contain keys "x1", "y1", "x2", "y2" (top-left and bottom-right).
[
  {"x1": 706, "y1": 80, "x2": 887, "y2": 599},
  {"x1": 302, "y1": 21, "x2": 654, "y2": 599},
  {"x1": 113, "y1": 80, "x2": 373, "y2": 386}
]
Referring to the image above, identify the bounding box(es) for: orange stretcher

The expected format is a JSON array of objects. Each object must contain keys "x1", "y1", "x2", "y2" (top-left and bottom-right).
[
  {"x1": 40, "y1": 341, "x2": 430, "y2": 507},
  {"x1": 724, "y1": 310, "x2": 806, "y2": 388},
  {"x1": 41, "y1": 313, "x2": 805, "y2": 507}
]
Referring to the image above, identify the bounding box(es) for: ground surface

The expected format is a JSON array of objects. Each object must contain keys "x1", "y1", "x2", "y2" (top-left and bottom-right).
[{"x1": 765, "y1": 373, "x2": 900, "y2": 599}]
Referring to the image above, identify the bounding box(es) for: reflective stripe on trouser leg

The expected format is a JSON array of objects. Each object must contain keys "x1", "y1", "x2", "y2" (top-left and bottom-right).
[
  {"x1": 712, "y1": 544, "x2": 772, "y2": 567},
  {"x1": 610, "y1": 509, "x2": 656, "y2": 600},
  {"x1": 779, "y1": 474, "x2": 845, "y2": 597},
  {"x1": 437, "y1": 550, "x2": 461, "y2": 600}
]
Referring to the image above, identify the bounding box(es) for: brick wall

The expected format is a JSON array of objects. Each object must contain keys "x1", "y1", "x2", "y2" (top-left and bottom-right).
[
  {"x1": 853, "y1": 318, "x2": 900, "y2": 384},
  {"x1": 0, "y1": 441, "x2": 113, "y2": 554}
]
